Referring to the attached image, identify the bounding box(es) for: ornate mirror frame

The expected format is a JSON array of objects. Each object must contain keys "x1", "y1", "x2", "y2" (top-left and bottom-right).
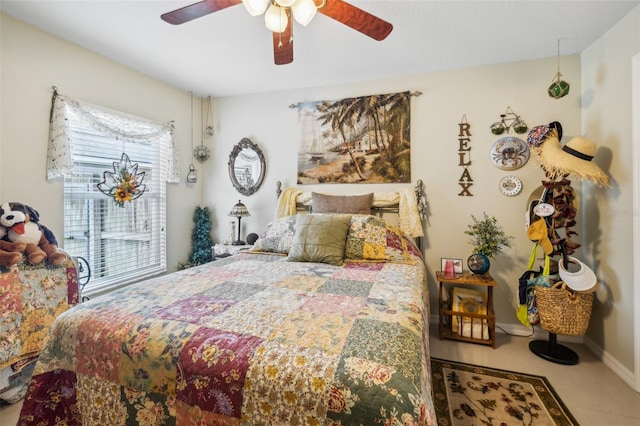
[{"x1": 228, "y1": 137, "x2": 266, "y2": 196}]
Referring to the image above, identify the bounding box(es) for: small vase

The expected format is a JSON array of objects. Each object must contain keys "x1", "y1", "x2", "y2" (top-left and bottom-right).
[{"x1": 467, "y1": 253, "x2": 490, "y2": 275}]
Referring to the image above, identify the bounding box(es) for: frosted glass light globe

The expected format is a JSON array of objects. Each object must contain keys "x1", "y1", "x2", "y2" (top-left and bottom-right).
[
  {"x1": 292, "y1": 0, "x2": 317, "y2": 26},
  {"x1": 265, "y1": 4, "x2": 288, "y2": 33},
  {"x1": 242, "y1": 0, "x2": 269, "y2": 16}
]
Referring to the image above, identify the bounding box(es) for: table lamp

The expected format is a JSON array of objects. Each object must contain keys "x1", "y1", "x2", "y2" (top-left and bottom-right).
[{"x1": 228, "y1": 200, "x2": 250, "y2": 245}]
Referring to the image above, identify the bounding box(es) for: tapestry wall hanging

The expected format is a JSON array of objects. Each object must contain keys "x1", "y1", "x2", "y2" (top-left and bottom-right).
[{"x1": 296, "y1": 91, "x2": 411, "y2": 184}]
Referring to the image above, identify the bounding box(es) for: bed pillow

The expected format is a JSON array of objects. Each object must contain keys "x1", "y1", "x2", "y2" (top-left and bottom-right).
[
  {"x1": 287, "y1": 213, "x2": 351, "y2": 266},
  {"x1": 252, "y1": 215, "x2": 297, "y2": 254},
  {"x1": 312, "y1": 192, "x2": 373, "y2": 214},
  {"x1": 344, "y1": 215, "x2": 388, "y2": 260},
  {"x1": 385, "y1": 225, "x2": 423, "y2": 262}
]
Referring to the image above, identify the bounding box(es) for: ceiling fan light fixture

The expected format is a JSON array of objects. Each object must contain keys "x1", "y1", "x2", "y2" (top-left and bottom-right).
[
  {"x1": 275, "y1": 0, "x2": 297, "y2": 7},
  {"x1": 291, "y1": 0, "x2": 317, "y2": 26},
  {"x1": 265, "y1": 4, "x2": 288, "y2": 33},
  {"x1": 242, "y1": 0, "x2": 269, "y2": 16}
]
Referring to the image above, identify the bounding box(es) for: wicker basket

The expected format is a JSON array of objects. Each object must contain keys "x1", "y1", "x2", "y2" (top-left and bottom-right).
[{"x1": 535, "y1": 281, "x2": 594, "y2": 335}]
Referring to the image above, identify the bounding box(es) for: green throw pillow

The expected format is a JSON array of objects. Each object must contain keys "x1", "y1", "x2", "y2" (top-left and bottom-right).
[{"x1": 287, "y1": 213, "x2": 351, "y2": 266}]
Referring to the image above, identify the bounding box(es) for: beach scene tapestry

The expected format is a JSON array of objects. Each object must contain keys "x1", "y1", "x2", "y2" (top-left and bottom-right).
[{"x1": 296, "y1": 91, "x2": 411, "y2": 184}]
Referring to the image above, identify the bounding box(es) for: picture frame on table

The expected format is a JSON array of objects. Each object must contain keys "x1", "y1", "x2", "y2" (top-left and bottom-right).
[
  {"x1": 451, "y1": 286, "x2": 488, "y2": 334},
  {"x1": 441, "y1": 257, "x2": 463, "y2": 276}
]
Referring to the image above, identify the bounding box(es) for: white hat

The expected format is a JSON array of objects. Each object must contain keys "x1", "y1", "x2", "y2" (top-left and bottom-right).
[{"x1": 559, "y1": 257, "x2": 597, "y2": 293}]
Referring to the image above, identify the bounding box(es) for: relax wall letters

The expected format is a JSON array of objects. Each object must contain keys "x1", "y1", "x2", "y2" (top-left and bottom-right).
[{"x1": 458, "y1": 118, "x2": 474, "y2": 196}]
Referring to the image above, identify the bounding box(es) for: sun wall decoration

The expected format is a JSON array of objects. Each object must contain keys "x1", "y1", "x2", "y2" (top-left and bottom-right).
[{"x1": 97, "y1": 153, "x2": 146, "y2": 207}]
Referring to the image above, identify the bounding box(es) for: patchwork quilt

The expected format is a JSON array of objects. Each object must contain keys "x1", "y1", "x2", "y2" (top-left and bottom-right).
[
  {"x1": 0, "y1": 257, "x2": 79, "y2": 403},
  {"x1": 19, "y1": 252, "x2": 435, "y2": 425}
]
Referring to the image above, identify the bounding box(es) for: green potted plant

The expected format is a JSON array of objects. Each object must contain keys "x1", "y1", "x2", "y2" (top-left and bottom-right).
[
  {"x1": 464, "y1": 212, "x2": 513, "y2": 274},
  {"x1": 178, "y1": 205, "x2": 214, "y2": 269}
]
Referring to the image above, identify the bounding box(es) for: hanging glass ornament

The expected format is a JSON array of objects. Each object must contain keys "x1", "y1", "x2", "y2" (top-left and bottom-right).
[
  {"x1": 205, "y1": 95, "x2": 214, "y2": 137},
  {"x1": 194, "y1": 95, "x2": 212, "y2": 162},
  {"x1": 194, "y1": 145, "x2": 210, "y2": 161},
  {"x1": 548, "y1": 39, "x2": 570, "y2": 99},
  {"x1": 186, "y1": 163, "x2": 197, "y2": 183}
]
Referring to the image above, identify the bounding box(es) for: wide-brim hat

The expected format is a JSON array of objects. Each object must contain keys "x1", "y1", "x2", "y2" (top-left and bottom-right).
[
  {"x1": 559, "y1": 257, "x2": 597, "y2": 293},
  {"x1": 534, "y1": 134, "x2": 610, "y2": 187}
]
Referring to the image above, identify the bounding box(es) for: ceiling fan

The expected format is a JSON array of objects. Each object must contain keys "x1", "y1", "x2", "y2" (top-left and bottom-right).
[{"x1": 161, "y1": 0, "x2": 393, "y2": 65}]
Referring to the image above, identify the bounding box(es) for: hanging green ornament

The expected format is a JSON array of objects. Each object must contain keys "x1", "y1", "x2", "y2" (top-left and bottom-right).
[
  {"x1": 548, "y1": 73, "x2": 570, "y2": 99},
  {"x1": 548, "y1": 39, "x2": 570, "y2": 99}
]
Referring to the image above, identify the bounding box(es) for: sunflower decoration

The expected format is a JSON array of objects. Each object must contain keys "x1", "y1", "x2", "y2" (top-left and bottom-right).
[{"x1": 97, "y1": 153, "x2": 146, "y2": 207}]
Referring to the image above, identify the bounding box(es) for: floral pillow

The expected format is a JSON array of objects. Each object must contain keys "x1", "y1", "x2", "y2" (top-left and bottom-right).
[
  {"x1": 251, "y1": 215, "x2": 297, "y2": 254},
  {"x1": 344, "y1": 215, "x2": 422, "y2": 262},
  {"x1": 384, "y1": 225, "x2": 422, "y2": 262},
  {"x1": 344, "y1": 215, "x2": 387, "y2": 260}
]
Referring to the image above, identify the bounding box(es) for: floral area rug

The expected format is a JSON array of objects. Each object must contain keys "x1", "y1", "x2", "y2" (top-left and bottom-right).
[{"x1": 431, "y1": 358, "x2": 579, "y2": 425}]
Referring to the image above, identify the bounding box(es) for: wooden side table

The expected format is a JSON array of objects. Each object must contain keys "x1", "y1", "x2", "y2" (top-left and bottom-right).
[{"x1": 437, "y1": 271, "x2": 497, "y2": 348}]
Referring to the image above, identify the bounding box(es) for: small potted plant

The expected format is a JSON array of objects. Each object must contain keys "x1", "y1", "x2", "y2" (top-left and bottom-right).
[
  {"x1": 464, "y1": 212, "x2": 513, "y2": 274},
  {"x1": 178, "y1": 205, "x2": 214, "y2": 269}
]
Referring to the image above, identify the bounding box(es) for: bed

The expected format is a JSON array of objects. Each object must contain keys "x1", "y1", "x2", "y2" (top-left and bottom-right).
[{"x1": 19, "y1": 184, "x2": 436, "y2": 425}]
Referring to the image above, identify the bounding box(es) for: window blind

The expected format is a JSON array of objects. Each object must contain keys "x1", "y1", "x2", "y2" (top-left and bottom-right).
[{"x1": 63, "y1": 108, "x2": 168, "y2": 298}]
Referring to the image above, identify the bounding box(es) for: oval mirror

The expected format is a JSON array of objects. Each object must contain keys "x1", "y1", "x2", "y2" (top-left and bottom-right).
[{"x1": 228, "y1": 138, "x2": 265, "y2": 196}]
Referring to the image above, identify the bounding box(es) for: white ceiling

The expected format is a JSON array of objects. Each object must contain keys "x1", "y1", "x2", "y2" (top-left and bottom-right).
[{"x1": 2, "y1": 1, "x2": 638, "y2": 98}]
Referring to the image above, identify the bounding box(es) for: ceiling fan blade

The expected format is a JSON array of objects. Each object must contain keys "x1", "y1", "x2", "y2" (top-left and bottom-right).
[
  {"x1": 318, "y1": 0, "x2": 392, "y2": 41},
  {"x1": 273, "y1": 17, "x2": 294, "y2": 65},
  {"x1": 161, "y1": 0, "x2": 241, "y2": 25}
]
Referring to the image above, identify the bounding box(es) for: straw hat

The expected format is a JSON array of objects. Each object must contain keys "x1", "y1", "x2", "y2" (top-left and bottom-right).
[{"x1": 534, "y1": 134, "x2": 610, "y2": 187}]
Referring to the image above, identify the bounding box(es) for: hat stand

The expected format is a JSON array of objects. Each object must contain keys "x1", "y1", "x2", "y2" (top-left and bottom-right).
[{"x1": 528, "y1": 185, "x2": 580, "y2": 365}]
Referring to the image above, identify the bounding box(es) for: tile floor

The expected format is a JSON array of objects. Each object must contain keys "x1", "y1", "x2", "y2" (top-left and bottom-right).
[{"x1": 2, "y1": 326, "x2": 640, "y2": 425}]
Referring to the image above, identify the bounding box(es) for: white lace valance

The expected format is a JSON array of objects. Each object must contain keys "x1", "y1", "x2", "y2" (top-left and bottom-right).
[{"x1": 47, "y1": 93, "x2": 180, "y2": 183}]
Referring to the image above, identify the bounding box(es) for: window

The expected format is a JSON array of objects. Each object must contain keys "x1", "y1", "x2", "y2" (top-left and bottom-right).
[{"x1": 57, "y1": 102, "x2": 174, "y2": 298}]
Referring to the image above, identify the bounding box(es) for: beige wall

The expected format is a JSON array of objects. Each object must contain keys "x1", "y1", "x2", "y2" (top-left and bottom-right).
[
  {"x1": 207, "y1": 57, "x2": 583, "y2": 338},
  {"x1": 0, "y1": 14, "x2": 202, "y2": 273},
  {"x1": 581, "y1": 5, "x2": 640, "y2": 376}
]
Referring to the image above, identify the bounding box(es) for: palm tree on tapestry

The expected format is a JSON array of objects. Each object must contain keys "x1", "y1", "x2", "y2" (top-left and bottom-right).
[
  {"x1": 316, "y1": 99, "x2": 366, "y2": 181},
  {"x1": 330, "y1": 95, "x2": 390, "y2": 161},
  {"x1": 383, "y1": 92, "x2": 411, "y2": 152},
  {"x1": 314, "y1": 91, "x2": 411, "y2": 183},
  {"x1": 375, "y1": 92, "x2": 411, "y2": 181}
]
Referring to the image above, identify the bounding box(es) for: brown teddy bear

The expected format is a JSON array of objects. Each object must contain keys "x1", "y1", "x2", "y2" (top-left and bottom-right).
[
  {"x1": 0, "y1": 224, "x2": 27, "y2": 267},
  {"x1": 0, "y1": 202, "x2": 67, "y2": 266}
]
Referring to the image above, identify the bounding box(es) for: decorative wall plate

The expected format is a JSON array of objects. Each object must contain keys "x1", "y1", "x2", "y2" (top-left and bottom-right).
[
  {"x1": 489, "y1": 136, "x2": 529, "y2": 170},
  {"x1": 498, "y1": 175, "x2": 523, "y2": 196}
]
